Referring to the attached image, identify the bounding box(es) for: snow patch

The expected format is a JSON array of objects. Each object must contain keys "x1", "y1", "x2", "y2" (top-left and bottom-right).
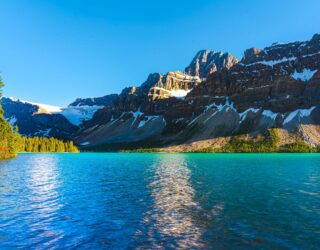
[
  {"x1": 137, "y1": 115, "x2": 159, "y2": 128},
  {"x1": 169, "y1": 89, "x2": 192, "y2": 98},
  {"x1": 131, "y1": 108, "x2": 143, "y2": 126},
  {"x1": 283, "y1": 106, "x2": 316, "y2": 125},
  {"x1": 262, "y1": 110, "x2": 278, "y2": 120},
  {"x1": 203, "y1": 97, "x2": 237, "y2": 123},
  {"x1": 291, "y1": 68, "x2": 317, "y2": 82},
  {"x1": 175, "y1": 118, "x2": 185, "y2": 123},
  {"x1": 6, "y1": 116, "x2": 17, "y2": 126},
  {"x1": 150, "y1": 87, "x2": 192, "y2": 99},
  {"x1": 302, "y1": 52, "x2": 320, "y2": 58},
  {"x1": 80, "y1": 142, "x2": 90, "y2": 146},
  {"x1": 35, "y1": 128, "x2": 52, "y2": 137},
  {"x1": 8, "y1": 98, "x2": 63, "y2": 113},
  {"x1": 84, "y1": 125, "x2": 99, "y2": 133},
  {"x1": 245, "y1": 56, "x2": 296, "y2": 67},
  {"x1": 60, "y1": 106, "x2": 104, "y2": 126},
  {"x1": 168, "y1": 71, "x2": 202, "y2": 82},
  {"x1": 239, "y1": 108, "x2": 260, "y2": 122}
]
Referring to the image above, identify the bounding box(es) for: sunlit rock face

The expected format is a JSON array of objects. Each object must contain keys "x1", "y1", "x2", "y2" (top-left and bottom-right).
[{"x1": 145, "y1": 71, "x2": 201, "y2": 101}]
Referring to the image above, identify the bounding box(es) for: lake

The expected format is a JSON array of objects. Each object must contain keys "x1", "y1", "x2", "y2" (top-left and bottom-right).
[{"x1": 0, "y1": 153, "x2": 319, "y2": 249}]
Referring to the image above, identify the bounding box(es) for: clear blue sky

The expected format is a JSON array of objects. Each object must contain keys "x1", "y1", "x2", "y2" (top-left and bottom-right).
[{"x1": 0, "y1": 0, "x2": 319, "y2": 106}]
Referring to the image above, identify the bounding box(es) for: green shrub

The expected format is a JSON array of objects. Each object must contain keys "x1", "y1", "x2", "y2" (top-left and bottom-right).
[
  {"x1": 119, "y1": 148, "x2": 160, "y2": 153},
  {"x1": 279, "y1": 141, "x2": 315, "y2": 153}
]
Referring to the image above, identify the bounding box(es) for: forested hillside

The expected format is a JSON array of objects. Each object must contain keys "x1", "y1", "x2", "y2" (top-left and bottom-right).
[{"x1": 0, "y1": 76, "x2": 78, "y2": 159}]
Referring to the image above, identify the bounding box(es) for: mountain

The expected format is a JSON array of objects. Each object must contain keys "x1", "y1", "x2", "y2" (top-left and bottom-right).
[
  {"x1": 69, "y1": 94, "x2": 118, "y2": 107},
  {"x1": 1, "y1": 95, "x2": 117, "y2": 138},
  {"x1": 4, "y1": 33, "x2": 320, "y2": 151},
  {"x1": 75, "y1": 34, "x2": 320, "y2": 151},
  {"x1": 190, "y1": 33, "x2": 320, "y2": 112},
  {"x1": 1, "y1": 97, "x2": 77, "y2": 139},
  {"x1": 60, "y1": 95, "x2": 118, "y2": 126}
]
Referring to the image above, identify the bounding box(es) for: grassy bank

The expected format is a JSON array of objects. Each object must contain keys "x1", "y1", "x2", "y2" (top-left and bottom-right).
[{"x1": 115, "y1": 129, "x2": 320, "y2": 153}]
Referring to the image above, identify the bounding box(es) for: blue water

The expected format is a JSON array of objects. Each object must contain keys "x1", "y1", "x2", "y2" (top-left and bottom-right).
[{"x1": 0, "y1": 153, "x2": 319, "y2": 249}]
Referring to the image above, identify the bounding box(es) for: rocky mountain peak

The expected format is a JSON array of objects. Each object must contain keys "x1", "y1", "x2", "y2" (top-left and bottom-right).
[
  {"x1": 185, "y1": 50, "x2": 238, "y2": 78},
  {"x1": 120, "y1": 86, "x2": 139, "y2": 96},
  {"x1": 311, "y1": 33, "x2": 320, "y2": 42},
  {"x1": 69, "y1": 94, "x2": 118, "y2": 107},
  {"x1": 139, "y1": 73, "x2": 163, "y2": 93},
  {"x1": 241, "y1": 47, "x2": 265, "y2": 64}
]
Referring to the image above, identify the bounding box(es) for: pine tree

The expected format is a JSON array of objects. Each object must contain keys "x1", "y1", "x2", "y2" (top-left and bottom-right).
[{"x1": 0, "y1": 75, "x2": 19, "y2": 159}]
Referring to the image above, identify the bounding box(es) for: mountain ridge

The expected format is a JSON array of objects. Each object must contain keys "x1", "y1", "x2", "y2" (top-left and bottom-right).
[{"x1": 3, "y1": 33, "x2": 320, "y2": 151}]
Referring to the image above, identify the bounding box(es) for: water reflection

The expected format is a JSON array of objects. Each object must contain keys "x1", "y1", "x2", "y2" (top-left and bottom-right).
[
  {"x1": 26, "y1": 155, "x2": 64, "y2": 245},
  {"x1": 27, "y1": 155, "x2": 61, "y2": 212},
  {"x1": 136, "y1": 154, "x2": 205, "y2": 249},
  {"x1": 2, "y1": 154, "x2": 319, "y2": 249}
]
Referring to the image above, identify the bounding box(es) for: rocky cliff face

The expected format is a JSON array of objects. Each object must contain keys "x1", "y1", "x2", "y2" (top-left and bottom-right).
[
  {"x1": 185, "y1": 50, "x2": 238, "y2": 78},
  {"x1": 190, "y1": 34, "x2": 320, "y2": 113},
  {"x1": 69, "y1": 94, "x2": 118, "y2": 107},
  {"x1": 74, "y1": 70, "x2": 205, "y2": 146}
]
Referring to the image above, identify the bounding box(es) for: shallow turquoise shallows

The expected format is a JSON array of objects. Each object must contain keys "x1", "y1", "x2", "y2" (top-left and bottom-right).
[{"x1": 0, "y1": 153, "x2": 319, "y2": 249}]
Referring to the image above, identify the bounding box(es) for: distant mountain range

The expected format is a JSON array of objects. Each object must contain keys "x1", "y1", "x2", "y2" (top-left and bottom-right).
[
  {"x1": 1, "y1": 96, "x2": 116, "y2": 139},
  {"x1": 3, "y1": 33, "x2": 320, "y2": 151}
]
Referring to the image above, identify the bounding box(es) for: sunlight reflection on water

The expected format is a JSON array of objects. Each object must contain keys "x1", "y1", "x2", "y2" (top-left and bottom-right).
[
  {"x1": 135, "y1": 154, "x2": 206, "y2": 249},
  {"x1": 26, "y1": 155, "x2": 65, "y2": 246}
]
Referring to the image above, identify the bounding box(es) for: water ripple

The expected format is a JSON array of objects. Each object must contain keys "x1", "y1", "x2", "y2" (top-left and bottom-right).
[{"x1": 0, "y1": 153, "x2": 319, "y2": 249}]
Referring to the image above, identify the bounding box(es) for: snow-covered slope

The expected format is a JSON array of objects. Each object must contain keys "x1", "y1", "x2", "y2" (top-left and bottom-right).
[
  {"x1": 7, "y1": 97, "x2": 62, "y2": 113},
  {"x1": 59, "y1": 105, "x2": 104, "y2": 126},
  {"x1": 3, "y1": 97, "x2": 104, "y2": 127},
  {"x1": 1, "y1": 97, "x2": 78, "y2": 139}
]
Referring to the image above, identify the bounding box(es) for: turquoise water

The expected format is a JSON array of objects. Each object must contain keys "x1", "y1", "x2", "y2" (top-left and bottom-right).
[{"x1": 0, "y1": 153, "x2": 319, "y2": 249}]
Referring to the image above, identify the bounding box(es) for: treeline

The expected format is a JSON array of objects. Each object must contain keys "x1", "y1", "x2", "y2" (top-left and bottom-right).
[
  {"x1": 18, "y1": 136, "x2": 79, "y2": 153},
  {"x1": 0, "y1": 124, "x2": 79, "y2": 160}
]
